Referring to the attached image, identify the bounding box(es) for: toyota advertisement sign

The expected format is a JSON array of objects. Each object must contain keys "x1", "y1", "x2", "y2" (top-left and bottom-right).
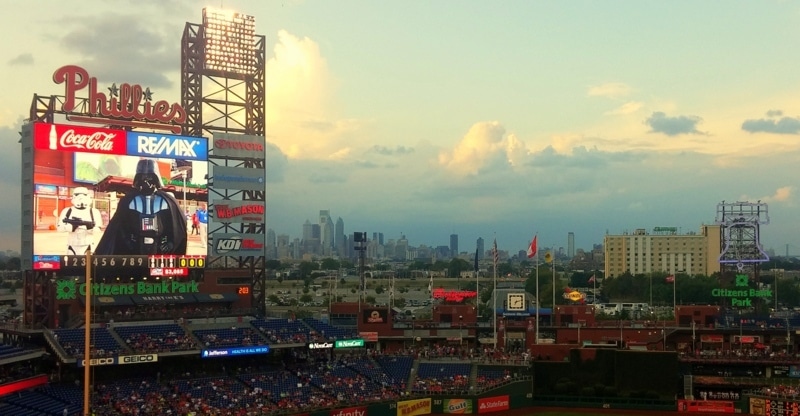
[{"x1": 212, "y1": 132, "x2": 265, "y2": 158}]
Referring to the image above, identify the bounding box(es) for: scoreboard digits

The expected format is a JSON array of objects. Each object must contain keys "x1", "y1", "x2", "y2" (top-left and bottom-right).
[{"x1": 61, "y1": 255, "x2": 205, "y2": 269}]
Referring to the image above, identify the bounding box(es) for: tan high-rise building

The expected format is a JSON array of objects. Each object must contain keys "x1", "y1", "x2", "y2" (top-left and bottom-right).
[{"x1": 604, "y1": 225, "x2": 721, "y2": 278}]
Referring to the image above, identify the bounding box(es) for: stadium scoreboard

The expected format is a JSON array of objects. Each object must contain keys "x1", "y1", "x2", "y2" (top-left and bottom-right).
[{"x1": 59, "y1": 255, "x2": 205, "y2": 269}]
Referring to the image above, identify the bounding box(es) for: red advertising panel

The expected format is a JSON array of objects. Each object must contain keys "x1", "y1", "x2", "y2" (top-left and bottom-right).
[
  {"x1": 477, "y1": 395, "x2": 509, "y2": 414},
  {"x1": 678, "y1": 400, "x2": 734, "y2": 413},
  {"x1": 0, "y1": 374, "x2": 49, "y2": 397},
  {"x1": 330, "y1": 406, "x2": 367, "y2": 416},
  {"x1": 32, "y1": 122, "x2": 208, "y2": 270}
]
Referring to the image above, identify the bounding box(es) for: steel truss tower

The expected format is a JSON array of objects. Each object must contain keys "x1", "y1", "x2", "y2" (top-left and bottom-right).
[
  {"x1": 182, "y1": 8, "x2": 268, "y2": 313},
  {"x1": 715, "y1": 200, "x2": 770, "y2": 280}
]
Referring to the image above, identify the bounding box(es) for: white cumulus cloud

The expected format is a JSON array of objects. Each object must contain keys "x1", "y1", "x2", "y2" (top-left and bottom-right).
[
  {"x1": 438, "y1": 121, "x2": 512, "y2": 176},
  {"x1": 587, "y1": 82, "x2": 632, "y2": 99}
]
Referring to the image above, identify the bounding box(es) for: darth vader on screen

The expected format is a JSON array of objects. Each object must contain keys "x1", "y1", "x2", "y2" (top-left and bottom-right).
[{"x1": 95, "y1": 159, "x2": 187, "y2": 255}]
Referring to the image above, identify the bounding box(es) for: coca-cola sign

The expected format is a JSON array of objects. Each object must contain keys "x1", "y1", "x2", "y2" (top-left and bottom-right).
[
  {"x1": 53, "y1": 65, "x2": 186, "y2": 134},
  {"x1": 33, "y1": 122, "x2": 127, "y2": 155}
]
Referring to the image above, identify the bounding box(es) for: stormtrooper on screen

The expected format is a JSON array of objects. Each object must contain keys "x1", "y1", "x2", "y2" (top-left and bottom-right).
[
  {"x1": 57, "y1": 187, "x2": 103, "y2": 255},
  {"x1": 95, "y1": 158, "x2": 187, "y2": 255}
]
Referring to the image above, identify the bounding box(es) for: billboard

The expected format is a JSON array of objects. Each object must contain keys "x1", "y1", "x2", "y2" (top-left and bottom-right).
[
  {"x1": 212, "y1": 132, "x2": 265, "y2": 158},
  {"x1": 477, "y1": 396, "x2": 509, "y2": 414},
  {"x1": 32, "y1": 122, "x2": 208, "y2": 267},
  {"x1": 211, "y1": 165, "x2": 264, "y2": 190},
  {"x1": 213, "y1": 200, "x2": 265, "y2": 223},
  {"x1": 443, "y1": 399, "x2": 473, "y2": 414},
  {"x1": 397, "y1": 399, "x2": 431, "y2": 416},
  {"x1": 211, "y1": 233, "x2": 265, "y2": 256},
  {"x1": 363, "y1": 309, "x2": 388, "y2": 324}
]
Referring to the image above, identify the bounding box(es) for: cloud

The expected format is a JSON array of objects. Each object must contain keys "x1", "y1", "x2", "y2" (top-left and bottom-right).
[
  {"x1": 265, "y1": 142, "x2": 289, "y2": 183},
  {"x1": 369, "y1": 145, "x2": 415, "y2": 156},
  {"x1": 0, "y1": 125, "x2": 21, "y2": 249},
  {"x1": 587, "y1": 82, "x2": 632, "y2": 99},
  {"x1": 741, "y1": 111, "x2": 800, "y2": 134},
  {"x1": 751, "y1": 186, "x2": 793, "y2": 203},
  {"x1": 606, "y1": 101, "x2": 643, "y2": 116},
  {"x1": 645, "y1": 111, "x2": 704, "y2": 136},
  {"x1": 57, "y1": 13, "x2": 176, "y2": 88},
  {"x1": 437, "y1": 121, "x2": 513, "y2": 176},
  {"x1": 7, "y1": 54, "x2": 33, "y2": 66},
  {"x1": 266, "y1": 30, "x2": 364, "y2": 160}
]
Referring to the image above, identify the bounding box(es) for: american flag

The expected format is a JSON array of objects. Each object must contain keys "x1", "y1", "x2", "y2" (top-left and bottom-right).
[{"x1": 492, "y1": 239, "x2": 499, "y2": 267}]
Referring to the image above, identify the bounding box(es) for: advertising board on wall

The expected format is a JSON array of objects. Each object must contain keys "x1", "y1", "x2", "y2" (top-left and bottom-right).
[
  {"x1": 363, "y1": 309, "x2": 388, "y2": 324},
  {"x1": 213, "y1": 200, "x2": 265, "y2": 223},
  {"x1": 443, "y1": 398, "x2": 473, "y2": 414},
  {"x1": 396, "y1": 398, "x2": 431, "y2": 416},
  {"x1": 211, "y1": 165, "x2": 264, "y2": 191},
  {"x1": 477, "y1": 395, "x2": 509, "y2": 414},
  {"x1": 212, "y1": 132, "x2": 265, "y2": 158},
  {"x1": 212, "y1": 233, "x2": 265, "y2": 256},
  {"x1": 31, "y1": 122, "x2": 208, "y2": 267}
]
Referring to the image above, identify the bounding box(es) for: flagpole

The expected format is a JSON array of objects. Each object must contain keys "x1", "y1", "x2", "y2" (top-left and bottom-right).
[
  {"x1": 673, "y1": 275, "x2": 676, "y2": 323},
  {"x1": 551, "y1": 250, "x2": 556, "y2": 326},
  {"x1": 492, "y1": 239, "x2": 498, "y2": 348},
  {"x1": 535, "y1": 255, "x2": 539, "y2": 344}
]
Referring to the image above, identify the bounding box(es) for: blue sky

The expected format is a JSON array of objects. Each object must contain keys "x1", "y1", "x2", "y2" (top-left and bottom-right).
[{"x1": 1, "y1": 0, "x2": 799, "y2": 256}]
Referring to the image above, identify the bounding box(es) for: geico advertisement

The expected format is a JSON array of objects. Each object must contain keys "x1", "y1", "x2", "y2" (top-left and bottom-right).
[
  {"x1": 477, "y1": 395, "x2": 509, "y2": 414},
  {"x1": 397, "y1": 398, "x2": 431, "y2": 416},
  {"x1": 78, "y1": 354, "x2": 158, "y2": 367}
]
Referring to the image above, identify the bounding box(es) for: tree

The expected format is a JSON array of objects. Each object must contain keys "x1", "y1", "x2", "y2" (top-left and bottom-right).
[
  {"x1": 375, "y1": 286, "x2": 385, "y2": 295},
  {"x1": 365, "y1": 295, "x2": 377, "y2": 304},
  {"x1": 448, "y1": 258, "x2": 471, "y2": 279},
  {"x1": 300, "y1": 294, "x2": 313, "y2": 303},
  {"x1": 265, "y1": 260, "x2": 282, "y2": 270},
  {"x1": 320, "y1": 258, "x2": 340, "y2": 271},
  {"x1": 298, "y1": 261, "x2": 318, "y2": 278}
]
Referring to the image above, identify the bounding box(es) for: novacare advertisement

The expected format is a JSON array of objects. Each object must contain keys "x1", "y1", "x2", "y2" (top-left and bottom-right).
[
  {"x1": 477, "y1": 395, "x2": 509, "y2": 414},
  {"x1": 397, "y1": 398, "x2": 431, "y2": 416},
  {"x1": 443, "y1": 399, "x2": 473, "y2": 414}
]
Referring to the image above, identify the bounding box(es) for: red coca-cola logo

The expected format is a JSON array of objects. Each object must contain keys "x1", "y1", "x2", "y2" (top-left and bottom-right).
[
  {"x1": 33, "y1": 122, "x2": 127, "y2": 155},
  {"x1": 60, "y1": 129, "x2": 116, "y2": 151}
]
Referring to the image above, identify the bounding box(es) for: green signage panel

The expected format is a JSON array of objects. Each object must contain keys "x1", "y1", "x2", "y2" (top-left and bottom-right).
[{"x1": 335, "y1": 339, "x2": 365, "y2": 348}]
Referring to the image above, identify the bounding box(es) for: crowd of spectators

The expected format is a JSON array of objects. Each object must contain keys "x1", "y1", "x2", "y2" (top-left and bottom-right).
[{"x1": 124, "y1": 331, "x2": 197, "y2": 354}]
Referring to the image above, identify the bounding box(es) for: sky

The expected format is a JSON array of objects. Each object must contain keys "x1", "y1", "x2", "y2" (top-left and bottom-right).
[{"x1": 1, "y1": 0, "x2": 800, "y2": 256}]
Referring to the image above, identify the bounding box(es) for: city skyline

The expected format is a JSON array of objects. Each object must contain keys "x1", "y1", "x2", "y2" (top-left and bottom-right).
[{"x1": 0, "y1": 2, "x2": 799, "y2": 255}]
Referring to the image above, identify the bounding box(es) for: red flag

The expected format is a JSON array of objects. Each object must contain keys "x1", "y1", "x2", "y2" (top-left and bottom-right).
[
  {"x1": 665, "y1": 275, "x2": 675, "y2": 283},
  {"x1": 527, "y1": 235, "x2": 538, "y2": 259},
  {"x1": 588, "y1": 274, "x2": 596, "y2": 283}
]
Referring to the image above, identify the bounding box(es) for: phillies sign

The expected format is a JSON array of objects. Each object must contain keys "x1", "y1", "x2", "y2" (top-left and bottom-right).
[{"x1": 52, "y1": 65, "x2": 186, "y2": 133}]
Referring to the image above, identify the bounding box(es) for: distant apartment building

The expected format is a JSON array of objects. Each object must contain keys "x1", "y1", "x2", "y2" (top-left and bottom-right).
[{"x1": 603, "y1": 225, "x2": 721, "y2": 278}]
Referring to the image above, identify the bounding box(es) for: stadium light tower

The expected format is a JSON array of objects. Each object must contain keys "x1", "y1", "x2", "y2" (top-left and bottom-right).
[{"x1": 182, "y1": 7, "x2": 266, "y2": 312}]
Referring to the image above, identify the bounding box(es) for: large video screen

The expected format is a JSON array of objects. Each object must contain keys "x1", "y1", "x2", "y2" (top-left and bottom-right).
[{"x1": 31, "y1": 122, "x2": 208, "y2": 272}]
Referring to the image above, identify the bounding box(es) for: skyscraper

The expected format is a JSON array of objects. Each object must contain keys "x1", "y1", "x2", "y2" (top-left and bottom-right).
[
  {"x1": 568, "y1": 232, "x2": 575, "y2": 258},
  {"x1": 476, "y1": 237, "x2": 484, "y2": 260},
  {"x1": 335, "y1": 217, "x2": 345, "y2": 257},
  {"x1": 450, "y1": 234, "x2": 458, "y2": 258}
]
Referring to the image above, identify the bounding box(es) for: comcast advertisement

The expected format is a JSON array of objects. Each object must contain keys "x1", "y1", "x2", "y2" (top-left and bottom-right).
[{"x1": 32, "y1": 122, "x2": 208, "y2": 266}]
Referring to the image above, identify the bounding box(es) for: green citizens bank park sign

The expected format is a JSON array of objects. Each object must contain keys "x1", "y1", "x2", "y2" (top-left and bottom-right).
[
  {"x1": 56, "y1": 280, "x2": 200, "y2": 300},
  {"x1": 711, "y1": 274, "x2": 771, "y2": 307}
]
